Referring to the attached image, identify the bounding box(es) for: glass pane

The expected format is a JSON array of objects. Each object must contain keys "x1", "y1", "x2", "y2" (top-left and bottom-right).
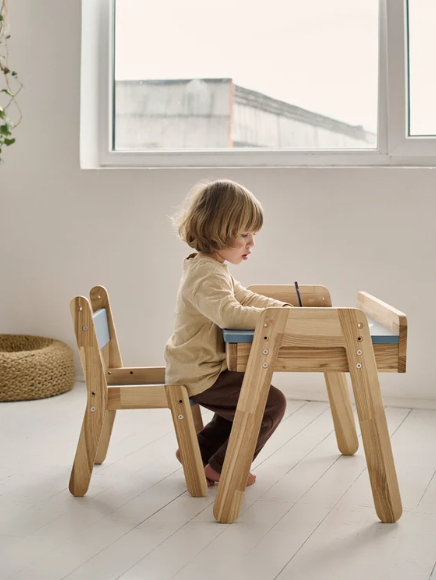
[
  {"x1": 407, "y1": 0, "x2": 436, "y2": 136},
  {"x1": 114, "y1": 0, "x2": 378, "y2": 151}
]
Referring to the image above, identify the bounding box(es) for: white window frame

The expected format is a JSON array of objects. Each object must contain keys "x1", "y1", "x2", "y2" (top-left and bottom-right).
[{"x1": 80, "y1": 0, "x2": 436, "y2": 169}]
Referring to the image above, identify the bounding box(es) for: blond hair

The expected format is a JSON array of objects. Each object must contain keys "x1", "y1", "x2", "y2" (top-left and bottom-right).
[{"x1": 171, "y1": 179, "x2": 263, "y2": 253}]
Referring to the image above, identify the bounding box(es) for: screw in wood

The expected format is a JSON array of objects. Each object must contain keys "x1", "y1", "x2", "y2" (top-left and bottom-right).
[{"x1": 178, "y1": 414, "x2": 184, "y2": 420}]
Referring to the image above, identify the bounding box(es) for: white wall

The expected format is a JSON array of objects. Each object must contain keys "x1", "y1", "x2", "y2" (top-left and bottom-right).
[{"x1": 1, "y1": 0, "x2": 435, "y2": 407}]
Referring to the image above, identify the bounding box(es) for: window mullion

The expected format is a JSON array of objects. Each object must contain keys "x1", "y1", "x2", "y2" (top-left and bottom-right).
[{"x1": 386, "y1": 0, "x2": 408, "y2": 155}]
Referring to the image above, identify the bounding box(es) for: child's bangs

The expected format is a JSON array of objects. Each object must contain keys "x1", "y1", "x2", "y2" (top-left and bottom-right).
[{"x1": 233, "y1": 194, "x2": 264, "y2": 236}]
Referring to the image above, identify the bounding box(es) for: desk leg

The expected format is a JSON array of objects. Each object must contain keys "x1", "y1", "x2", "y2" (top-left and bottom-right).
[
  {"x1": 324, "y1": 373, "x2": 358, "y2": 455},
  {"x1": 213, "y1": 377, "x2": 271, "y2": 523},
  {"x1": 341, "y1": 310, "x2": 402, "y2": 523},
  {"x1": 214, "y1": 308, "x2": 288, "y2": 524}
]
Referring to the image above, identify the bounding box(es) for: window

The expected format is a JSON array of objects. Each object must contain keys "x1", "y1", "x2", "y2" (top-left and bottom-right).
[
  {"x1": 114, "y1": 0, "x2": 379, "y2": 151},
  {"x1": 81, "y1": 0, "x2": 436, "y2": 167}
]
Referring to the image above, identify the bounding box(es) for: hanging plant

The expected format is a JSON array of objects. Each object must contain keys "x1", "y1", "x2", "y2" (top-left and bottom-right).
[{"x1": 0, "y1": 0, "x2": 23, "y2": 163}]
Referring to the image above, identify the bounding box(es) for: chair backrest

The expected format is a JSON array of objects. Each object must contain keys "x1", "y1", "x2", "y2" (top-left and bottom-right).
[
  {"x1": 248, "y1": 284, "x2": 332, "y2": 307},
  {"x1": 70, "y1": 286, "x2": 123, "y2": 392},
  {"x1": 88, "y1": 286, "x2": 123, "y2": 369}
]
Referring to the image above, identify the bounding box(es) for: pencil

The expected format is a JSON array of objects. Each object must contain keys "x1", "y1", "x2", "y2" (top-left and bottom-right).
[{"x1": 294, "y1": 281, "x2": 303, "y2": 307}]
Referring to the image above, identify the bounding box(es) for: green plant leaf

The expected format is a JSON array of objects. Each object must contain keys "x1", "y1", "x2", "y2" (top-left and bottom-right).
[
  {"x1": 0, "y1": 14, "x2": 4, "y2": 21},
  {"x1": 0, "y1": 124, "x2": 11, "y2": 135},
  {"x1": 0, "y1": 106, "x2": 4, "y2": 119},
  {"x1": 0, "y1": 89, "x2": 13, "y2": 97},
  {"x1": 4, "y1": 138, "x2": 15, "y2": 146},
  {"x1": 11, "y1": 71, "x2": 17, "y2": 76}
]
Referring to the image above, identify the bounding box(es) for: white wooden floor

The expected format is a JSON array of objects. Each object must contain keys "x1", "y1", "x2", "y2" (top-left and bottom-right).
[{"x1": 1, "y1": 383, "x2": 436, "y2": 580}]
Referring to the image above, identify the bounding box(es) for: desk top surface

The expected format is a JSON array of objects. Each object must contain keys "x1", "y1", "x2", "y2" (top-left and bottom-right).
[{"x1": 223, "y1": 315, "x2": 399, "y2": 345}]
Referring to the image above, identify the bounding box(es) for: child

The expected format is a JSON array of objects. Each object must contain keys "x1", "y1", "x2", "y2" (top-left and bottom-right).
[{"x1": 165, "y1": 179, "x2": 290, "y2": 487}]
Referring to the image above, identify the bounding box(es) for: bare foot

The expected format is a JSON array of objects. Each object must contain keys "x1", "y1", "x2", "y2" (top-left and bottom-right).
[
  {"x1": 205, "y1": 464, "x2": 256, "y2": 486},
  {"x1": 175, "y1": 449, "x2": 215, "y2": 487}
]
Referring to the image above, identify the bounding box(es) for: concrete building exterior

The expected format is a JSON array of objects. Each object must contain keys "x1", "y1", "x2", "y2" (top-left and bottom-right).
[{"x1": 115, "y1": 78, "x2": 376, "y2": 150}]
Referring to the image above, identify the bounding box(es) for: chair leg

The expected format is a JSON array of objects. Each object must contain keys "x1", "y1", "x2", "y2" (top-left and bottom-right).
[
  {"x1": 324, "y1": 372, "x2": 359, "y2": 456},
  {"x1": 69, "y1": 408, "x2": 106, "y2": 497},
  {"x1": 94, "y1": 410, "x2": 116, "y2": 465},
  {"x1": 191, "y1": 403, "x2": 204, "y2": 433},
  {"x1": 341, "y1": 309, "x2": 402, "y2": 523},
  {"x1": 166, "y1": 385, "x2": 207, "y2": 497}
]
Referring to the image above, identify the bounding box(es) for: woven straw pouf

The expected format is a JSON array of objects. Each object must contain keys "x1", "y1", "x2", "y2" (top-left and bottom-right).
[{"x1": 0, "y1": 335, "x2": 75, "y2": 402}]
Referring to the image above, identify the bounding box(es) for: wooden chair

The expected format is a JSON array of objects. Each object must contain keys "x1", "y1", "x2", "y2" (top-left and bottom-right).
[
  {"x1": 215, "y1": 285, "x2": 407, "y2": 524},
  {"x1": 68, "y1": 285, "x2": 207, "y2": 498}
]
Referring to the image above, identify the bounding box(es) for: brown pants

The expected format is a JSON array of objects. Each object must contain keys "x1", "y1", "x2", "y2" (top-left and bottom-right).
[{"x1": 192, "y1": 370, "x2": 287, "y2": 474}]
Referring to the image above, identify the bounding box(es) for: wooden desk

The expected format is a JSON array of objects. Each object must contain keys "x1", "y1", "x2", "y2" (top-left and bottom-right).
[
  {"x1": 224, "y1": 313, "x2": 405, "y2": 374},
  {"x1": 213, "y1": 286, "x2": 407, "y2": 525}
]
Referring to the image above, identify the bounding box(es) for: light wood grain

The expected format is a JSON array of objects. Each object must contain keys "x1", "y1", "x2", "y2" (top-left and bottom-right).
[
  {"x1": 106, "y1": 366, "x2": 165, "y2": 385},
  {"x1": 226, "y1": 343, "x2": 238, "y2": 372},
  {"x1": 166, "y1": 385, "x2": 207, "y2": 497},
  {"x1": 214, "y1": 305, "x2": 403, "y2": 524},
  {"x1": 214, "y1": 307, "x2": 289, "y2": 523},
  {"x1": 69, "y1": 287, "x2": 206, "y2": 499},
  {"x1": 94, "y1": 410, "x2": 116, "y2": 464},
  {"x1": 191, "y1": 403, "x2": 204, "y2": 433},
  {"x1": 90, "y1": 287, "x2": 123, "y2": 465},
  {"x1": 340, "y1": 308, "x2": 402, "y2": 522},
  {"x1": 357, "y1": 291, "x2": 407, "y2": 373},
  {"x1": 248, "y1": 284, "x2": 332, "y2": 307},
  {"x1": 324, "y1": 372, "x2": 359, "y2": 455},
  {"x1": 90, "y1": 286, "x2": 123, "y2": 368},
  {"x1": 69, "y1": 297, "x2": 108, "y2": 497},
  {"x1": 107, "y1": 385, "x2": 169, "y2": 410},
  {"x1": 247, "y1": 285, "x2": 358, "y2": 463},
  {"x1": 229, "y1": 343, "x2": 400, "y2": 372}
]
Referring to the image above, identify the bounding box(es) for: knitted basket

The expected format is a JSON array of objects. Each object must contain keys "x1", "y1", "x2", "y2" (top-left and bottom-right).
[{"x1": 0, "y1": 335, "x2": 75, "y2": 402}]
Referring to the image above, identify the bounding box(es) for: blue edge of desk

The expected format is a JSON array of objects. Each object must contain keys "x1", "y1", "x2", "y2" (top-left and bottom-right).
[{"x1": 223, "y1": 315, "x2": 399, "y2": 345}]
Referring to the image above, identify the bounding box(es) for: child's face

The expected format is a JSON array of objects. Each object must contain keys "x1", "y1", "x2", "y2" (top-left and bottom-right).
[{"x1": 217, "y1": 232, "x2": 256, "y2": 265}]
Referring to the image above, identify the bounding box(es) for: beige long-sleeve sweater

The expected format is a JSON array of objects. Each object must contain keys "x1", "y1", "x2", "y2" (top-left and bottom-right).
[{"x1": 164, "y1": 253, "x2": 289, "y2": 396}]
